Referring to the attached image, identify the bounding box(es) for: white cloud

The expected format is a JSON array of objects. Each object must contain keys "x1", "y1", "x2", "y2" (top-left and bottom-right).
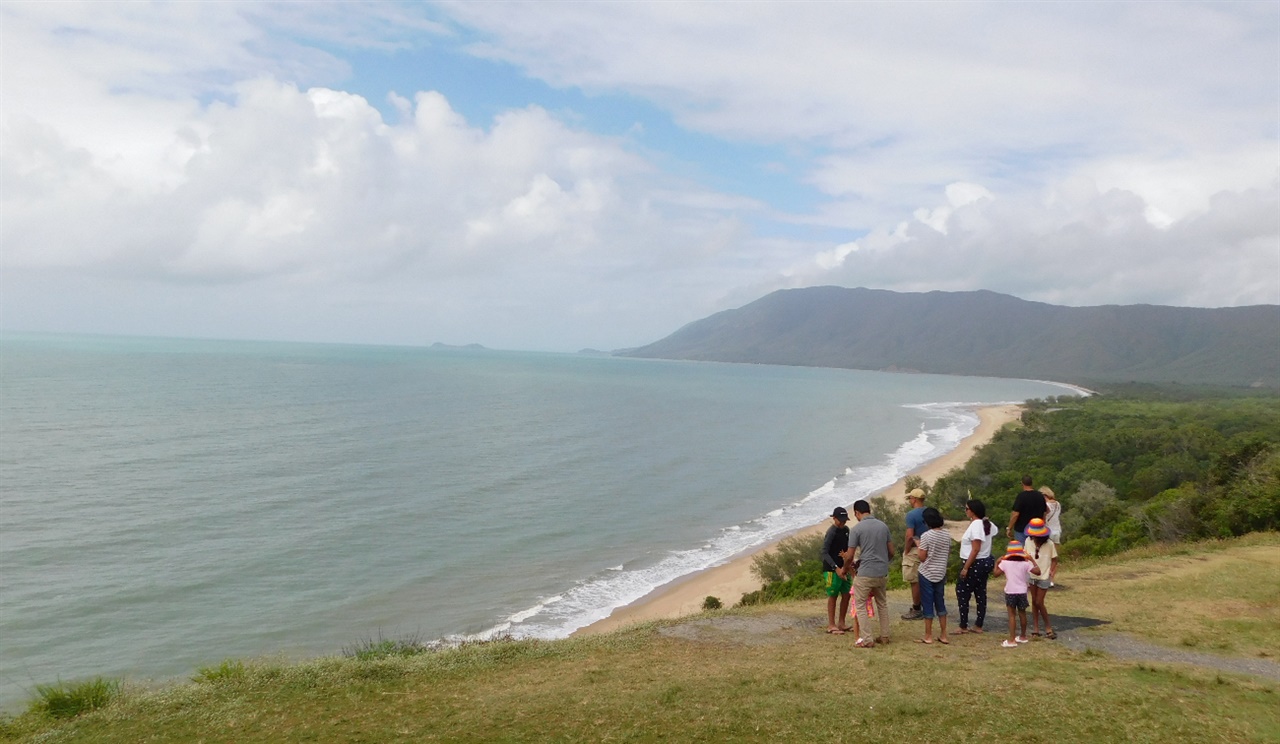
[
  {"x1": 788, "y1": 175, "x2": 1280, "y2": 308},
  {"x1": 1, "y1": 2, "x2": 1276, "y2": 350}
]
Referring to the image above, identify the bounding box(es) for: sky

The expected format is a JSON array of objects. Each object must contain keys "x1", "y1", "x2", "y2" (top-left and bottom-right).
[{"x1": 2, "y1": 2, "x2": 1277, "y2": 352}]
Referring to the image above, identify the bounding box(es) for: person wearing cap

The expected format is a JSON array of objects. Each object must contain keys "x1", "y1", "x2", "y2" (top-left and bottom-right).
[
  {"x1": 992, "y1": 540, "x2": 1041, "y2": 647},
  {"x1": 1007, "y1": 475, "x2": 1047, "y2": 544},
  {"x1": 822, "y1": 506, "x2": 855, "y2": 635},
  {"x1": 847, "y1": 499, "x2": 895, "y2": 648},
  {"x1": 1024, "y1": 518, "x2": 1058, "y2": 639},
  {"x1": 899, "y1": 487, "x2": 929, "y2": 620}
]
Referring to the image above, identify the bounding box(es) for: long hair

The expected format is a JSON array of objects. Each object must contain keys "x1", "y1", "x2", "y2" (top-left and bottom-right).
[{"x1": 967, "y1": 499, "x2": 994, "y2": 538}]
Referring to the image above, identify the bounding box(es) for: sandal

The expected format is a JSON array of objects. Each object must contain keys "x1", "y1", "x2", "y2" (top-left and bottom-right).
[
  {"x1": 877, "y1": 637, "x2": 890, "y2": 645},
  {"x1": 1001, "y1": 639, "x2": 1018, "y2": 648},
  {"x1": 938, "y1": 637, "x2": 949, "y2": 645},
  {"x1": 954, "y1": 628, "x2": 969, "y2": 635},
  {"x1": 825, "y1": 628, "x2": 845, "y2": 635},
  {"x1": 1046, "y1": 630, "x2": 1057, "y2": 640},
  {"x1": 915, "y1": 638, "x2": 934, "y2": 644},
  {"x1": 854, "y1": 638, "x2": 876, "y2": 648}
]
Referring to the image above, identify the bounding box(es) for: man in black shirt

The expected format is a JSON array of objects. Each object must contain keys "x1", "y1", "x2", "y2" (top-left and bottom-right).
[
  {"x1": 822, "y1": 506, "x2": 854, "y2": 634},
  {"x1": 1008, "y1": 475, "x2": 1047, "y2": 544}
]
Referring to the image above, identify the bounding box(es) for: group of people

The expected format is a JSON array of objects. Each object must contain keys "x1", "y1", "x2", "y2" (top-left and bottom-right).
[{"x1": 822, "y1": 476, "x2": 1062, "y2": 649}]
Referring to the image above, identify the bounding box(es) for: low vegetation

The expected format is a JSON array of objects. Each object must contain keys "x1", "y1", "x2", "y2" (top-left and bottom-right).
[
  {"x1": 2, "y1": 534, "x2": 1276, "y2": 743},
  {"x1": 932, "y1": 393, "x2": 1280, "y2": 558}
]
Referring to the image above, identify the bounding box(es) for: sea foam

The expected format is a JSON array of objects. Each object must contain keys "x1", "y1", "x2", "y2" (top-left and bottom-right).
[{"x1": 485, "y1": 402, "x2": 984, "y2": 640}]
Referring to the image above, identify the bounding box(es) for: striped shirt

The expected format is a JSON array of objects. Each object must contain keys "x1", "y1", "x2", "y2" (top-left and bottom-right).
[{"x1": 917, "y1": 528, "x2": 952, "y2": 583}]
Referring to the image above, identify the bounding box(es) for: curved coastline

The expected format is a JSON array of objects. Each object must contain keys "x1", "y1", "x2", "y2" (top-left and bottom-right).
[{"x1": 574, "y1": 403, "x2": 1022, "y2": 636}]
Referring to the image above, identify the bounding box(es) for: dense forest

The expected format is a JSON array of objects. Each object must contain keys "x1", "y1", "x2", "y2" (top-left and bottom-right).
[{"x1": 740, "y1": 389, "x2": 1280, "y2": 605}]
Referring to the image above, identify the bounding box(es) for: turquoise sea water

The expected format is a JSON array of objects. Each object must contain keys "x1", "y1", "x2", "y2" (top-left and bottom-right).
[{"x1": 0, "y1": 334, "x2": 1075, "y2": 707}]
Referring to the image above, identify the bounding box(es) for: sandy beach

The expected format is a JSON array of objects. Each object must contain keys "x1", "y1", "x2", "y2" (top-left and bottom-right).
[{"x1": 575, "y1": 403, "x2": 1022, "y2": 636}]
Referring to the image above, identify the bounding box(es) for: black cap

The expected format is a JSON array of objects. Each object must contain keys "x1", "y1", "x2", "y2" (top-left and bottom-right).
[{"x1": 831, "y1": 506, "x2": 849, "y2": 521}]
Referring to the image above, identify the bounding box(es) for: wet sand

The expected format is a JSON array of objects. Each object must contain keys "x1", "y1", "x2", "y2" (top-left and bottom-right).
[{"x1": 574, "y1": 403, "x2": 1021, "y2": 636}]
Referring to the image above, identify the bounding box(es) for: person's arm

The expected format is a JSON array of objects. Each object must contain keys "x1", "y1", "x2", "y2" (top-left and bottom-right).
[
  {"x1": 887, "y1": 538, "x2": 895, "y2": 562},
  {"x1": 904, "y1": 526, "x2": 917, "y2": 553},
  {"x1": 960, "y1": 537, "x2": 982, "y2": 578},
  {"x1": 992, "y1": 559, "x2": 1005, "y2": 577},
  {"x1": 1007, "y1": 511, "x2": 1019, "y2": 538},
  {"x1": 1050, "y1": 556, "x2": 1059, "y2": 582}
]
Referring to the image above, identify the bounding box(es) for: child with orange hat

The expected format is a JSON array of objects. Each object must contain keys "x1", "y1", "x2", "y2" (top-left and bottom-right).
[
  {"x1": 1025, "y1": 518, "x2": 1058, "y2": 639},
  {"x1": 992, "y1": 540, "x2": 1041, "y2": 648}
]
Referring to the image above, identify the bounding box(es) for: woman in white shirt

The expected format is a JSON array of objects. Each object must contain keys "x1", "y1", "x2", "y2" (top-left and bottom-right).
[
  {"x1": 1042, "y1": 486, "x2": 1063, "y2": 544},
  {"x1": 955, "y1": 499, "x2": 998, "y2": 634}
]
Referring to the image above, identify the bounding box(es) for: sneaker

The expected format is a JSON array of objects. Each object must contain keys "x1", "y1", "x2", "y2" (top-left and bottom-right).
[
  {"x1": 1015, "y1": 636, "x2": 1029, "y2": 644},
  {"x1": 1001, "y1": 640, "x2": 1018, "y2": 648},
  {"x1": 900, "y1": 608, "x2": 923, "y2": 620}
]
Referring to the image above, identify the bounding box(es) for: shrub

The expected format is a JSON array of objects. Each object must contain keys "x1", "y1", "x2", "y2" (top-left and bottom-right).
[
  {"x1": 751, "y1": 533, "x2": 824, "y2": 584},
  {"x1": 29, "y1": 677, "x2": 120, "y2": 719},
  {"x1": 701, "y1": 596, "x2": 722, "y2": 611}
]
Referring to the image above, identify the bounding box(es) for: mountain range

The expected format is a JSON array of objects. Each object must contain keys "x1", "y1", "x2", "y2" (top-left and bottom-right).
[{"x1": 619, "y1": 287, "x2": 1280, "y2": 388}]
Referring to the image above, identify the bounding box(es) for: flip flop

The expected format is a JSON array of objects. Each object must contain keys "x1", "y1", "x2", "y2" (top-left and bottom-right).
[
  {"x1": 938, "y1": 638, "x2": 949, "y2": 645},
  {"x1": 1046, "y1": 630, "x2": 1057, "y2": 640},
  {"x1": 954, "y1": 628, "x2": 969, "y2": 635},
  {"x1": 838, "y1": 626, "x2": 855, "y2": 632},
  {"x1": 825, "y1": 628, "x2": 845, "y2": 635},
  {"x1": 914, "y1": 638, "x2": 934, "y2": 644}
]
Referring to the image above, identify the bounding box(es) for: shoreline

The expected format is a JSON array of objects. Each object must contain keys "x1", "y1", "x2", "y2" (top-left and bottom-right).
[{"x1": 573, "y1": 403, "x2": 1022, "y2": 636}]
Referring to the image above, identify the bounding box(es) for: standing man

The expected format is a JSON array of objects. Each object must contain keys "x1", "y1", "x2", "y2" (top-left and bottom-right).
[
  {"x1": 1008, "y1": 475, "x2": 1047, "y2": 544},
  {"x1": 822, "y1": 506, "x2": 854, "y2": 635},
  {"x1": 848, "y1": 499, "x2": 895, "y2": 648},
  {"x1": 900, "y1": 487, "x2": 928, "y2": 620}
]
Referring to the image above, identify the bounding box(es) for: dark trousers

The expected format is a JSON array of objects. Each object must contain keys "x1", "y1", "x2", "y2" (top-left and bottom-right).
[{"x1": 955, "y1": 556, "x2": 995, "y2": 629}]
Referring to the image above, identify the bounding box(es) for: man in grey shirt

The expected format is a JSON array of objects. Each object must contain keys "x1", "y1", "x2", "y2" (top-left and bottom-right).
[{"x1": 847, "y1": 499, "x2": 895, "y2": 648}]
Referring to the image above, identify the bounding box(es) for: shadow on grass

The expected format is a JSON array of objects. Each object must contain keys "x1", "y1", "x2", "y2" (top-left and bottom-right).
[{"x1": 1052, "y1": 614, "x2": 1111, "y2": 633}]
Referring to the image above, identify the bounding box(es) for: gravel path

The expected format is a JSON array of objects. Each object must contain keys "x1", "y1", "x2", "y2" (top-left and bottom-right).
[
  {"x1": 659, "y1": 608, "x2": 1280, "y2": 682},
  {"x1": 1056, "y1": 626, "x2": 1280, "y2": 681}
]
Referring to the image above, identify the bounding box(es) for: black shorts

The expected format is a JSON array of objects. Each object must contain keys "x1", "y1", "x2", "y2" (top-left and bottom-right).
[{"x1": 1004, "y1": 592, "x2": 1029, "y2": 610}]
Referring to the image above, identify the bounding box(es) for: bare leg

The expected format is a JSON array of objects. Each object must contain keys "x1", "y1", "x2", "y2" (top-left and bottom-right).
[
  {"x1": 938, "y1": 614, "x2": 948, "y2": 643},
  {"x1": 1007, "y1": 606, "x2": 1017, "y2": 643},
  {"x1": 838, "y1": 593, "x2": 852, "y2": 631},
  {"x1": 922, "y1": 617, "x2": 933, "y2": 642},
  {"x1": 827, "y1": 595, "x2": 840, "y2": 633}
]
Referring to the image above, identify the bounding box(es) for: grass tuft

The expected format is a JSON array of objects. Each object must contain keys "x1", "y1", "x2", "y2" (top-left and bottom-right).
[
  {"x1": 342, "y1": 631, "x2": 432, "y2": 661},
  {"x1": 193, "y1": 659, "x2": 247, "y2": 684},
  {"x1": 28, "y1": 677, "x2": 120, "y2": 719}
]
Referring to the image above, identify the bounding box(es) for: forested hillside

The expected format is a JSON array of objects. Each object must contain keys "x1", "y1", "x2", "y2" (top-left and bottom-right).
[
  {"x1": 743, "y1": 391, "x2": 1280, "y2": 606},
  {"x1": 933, "y1": 394, "x2": 1280, "y2": 557},
  {"x1": 620, "y1": 287, "x2": 1280, "y2": 387}
]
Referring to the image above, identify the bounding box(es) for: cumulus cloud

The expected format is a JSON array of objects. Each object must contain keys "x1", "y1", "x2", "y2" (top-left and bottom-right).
[
  {"x1": 787, "y1": 175, "x2": 1280, "y2": 307},
  {"x1": 2, "y1": 2, "x2": 1276, "y2": 349}
]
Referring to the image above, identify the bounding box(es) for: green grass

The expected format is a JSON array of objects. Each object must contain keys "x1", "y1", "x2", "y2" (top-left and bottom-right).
[
  {"x1": 2, "y1": 534, "x2": 1278, "y2": 743},
  {"x1": 25, "y1": 677, "x2": 120, "y2": 720}
]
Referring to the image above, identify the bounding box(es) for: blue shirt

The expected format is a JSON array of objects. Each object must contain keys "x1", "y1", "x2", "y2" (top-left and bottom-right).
[{"x1": 905, "y1": 506, "x2": 929, "y2": 544}]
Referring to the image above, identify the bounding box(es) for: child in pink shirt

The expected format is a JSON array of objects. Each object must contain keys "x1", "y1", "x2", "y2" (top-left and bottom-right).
[{"x1": 992, "y1": 541, "x2": 1041, "y2": 648}]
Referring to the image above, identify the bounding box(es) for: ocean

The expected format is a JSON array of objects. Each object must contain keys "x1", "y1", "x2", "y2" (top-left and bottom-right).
[{"x1": 0, "y1": 334, "x2": 1075, "y2": 707}]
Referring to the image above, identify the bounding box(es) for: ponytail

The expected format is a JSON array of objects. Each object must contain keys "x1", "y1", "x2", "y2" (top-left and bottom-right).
[{"x1": 983, "y1": 517, "x2": 994, "y2": 537}]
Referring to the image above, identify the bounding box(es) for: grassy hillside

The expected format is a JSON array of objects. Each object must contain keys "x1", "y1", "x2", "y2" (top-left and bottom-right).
[{"x1": 3, "y1": 534, "x2": 1277, "y2": 743}]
